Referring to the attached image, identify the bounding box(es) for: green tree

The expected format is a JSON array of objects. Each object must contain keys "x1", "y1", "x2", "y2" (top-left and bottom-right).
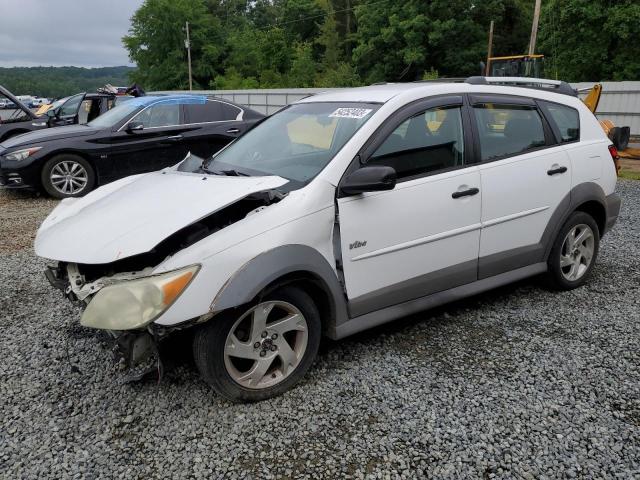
[
  {"x1": 121, "y1": 0, "x2": 638, "y2": 91},
  {"x1": 123, "y1": 0, "x2": 224, "y2": 89},
  {"x1": 538, "y1": 0, "x2": 640, "y2": 81},
  {"x1": 289, "y1": 43, "x2": 317, "y2": 86}
]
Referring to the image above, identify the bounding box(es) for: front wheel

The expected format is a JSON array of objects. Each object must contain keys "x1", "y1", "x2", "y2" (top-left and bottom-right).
[
  {"x1": 41, "y1": 154, "x2": 95, "y2": 199},
  {"x1": 193, "y1": 286, "x2": 321, "y2": 402},
  {"x1": 546, "y1": 211, "x2": 600, "y2": 290}
]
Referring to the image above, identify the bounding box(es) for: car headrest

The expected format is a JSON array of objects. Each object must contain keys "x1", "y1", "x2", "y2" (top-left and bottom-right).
[{"x1": 504, "y1": 117, "x2": 533, "y2": 139}]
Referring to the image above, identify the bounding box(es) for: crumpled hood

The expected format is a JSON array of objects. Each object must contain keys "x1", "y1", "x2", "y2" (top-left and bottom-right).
[{"x1": 34, "y1": 170, "x2": 288, "y2": 264}]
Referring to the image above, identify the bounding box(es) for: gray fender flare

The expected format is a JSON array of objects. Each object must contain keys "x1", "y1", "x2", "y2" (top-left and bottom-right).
[
  {"x1": 541, "y1": 181, "x2": 607, "y2": 260},
  {"x1": 210, "y1": 244, "x2": 349, "y2": 337}
]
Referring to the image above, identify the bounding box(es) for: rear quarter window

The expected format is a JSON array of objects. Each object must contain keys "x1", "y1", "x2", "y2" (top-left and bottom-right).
[{"x1": 540, "y1": 101, "x2": 580, "y2": 143}]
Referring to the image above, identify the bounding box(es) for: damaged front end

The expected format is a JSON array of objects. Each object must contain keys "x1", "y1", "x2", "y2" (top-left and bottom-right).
[
  {"x1": 41, "y1": 181, "x2": 287, "y2": 382},
  {"x1": 46, "y1": 261, "x2": 197, "y2": 382}
]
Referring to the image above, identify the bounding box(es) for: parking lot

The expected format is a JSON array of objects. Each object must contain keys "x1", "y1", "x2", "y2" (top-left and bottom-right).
[{"x1": 1, "y1": 181, "x2": 639, "y2": 478}]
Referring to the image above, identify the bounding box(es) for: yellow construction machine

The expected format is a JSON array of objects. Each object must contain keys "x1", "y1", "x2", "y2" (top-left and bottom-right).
[
  {"x1": 582, "y1": 83, "x2": 640, "y2": 160},
  {"x1": 485, "y1": 54, "x2": 545, "y2": 78}
]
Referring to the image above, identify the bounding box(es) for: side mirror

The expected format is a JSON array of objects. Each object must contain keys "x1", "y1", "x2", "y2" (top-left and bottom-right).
[
  {"x1": 340, "y1": 165, "x2": 397, "y2": 196},
  {"x1": 46, "y1": 108, "x2": 58, "y2": 118},
  {"x1": 126, "y1": 121, "x2": 144, "y2": 133}
]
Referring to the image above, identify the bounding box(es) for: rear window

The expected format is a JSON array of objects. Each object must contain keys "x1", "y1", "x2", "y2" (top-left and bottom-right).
[{"x1": 540, "y1": 101, "x2": 580, "y2": 143}]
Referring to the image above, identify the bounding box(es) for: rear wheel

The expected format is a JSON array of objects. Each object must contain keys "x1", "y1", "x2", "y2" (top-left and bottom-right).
[
  {"x1": 546, "y1": 211, "x2": 600, "y2": 290},
  {"x1": 193, "y1": 286, "x2": 321, "y2": 402}
]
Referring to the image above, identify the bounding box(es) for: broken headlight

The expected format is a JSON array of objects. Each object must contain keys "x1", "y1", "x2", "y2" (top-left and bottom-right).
[{"x1": 81, "y1": 265, "x2": 199, "y2": 330}]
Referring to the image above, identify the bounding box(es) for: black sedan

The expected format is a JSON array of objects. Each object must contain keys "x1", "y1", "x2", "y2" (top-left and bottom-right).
[{"x1": 0, "y1": 95, "x2": 264, "y2": 198}]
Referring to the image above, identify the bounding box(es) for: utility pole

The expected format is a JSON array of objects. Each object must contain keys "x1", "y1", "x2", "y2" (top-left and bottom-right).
[
  {"x1": 528, "y1": 0, "x2": 542, "y2": 55},
  {"x1": 486, "y1": 20, "x2": 494, "y2": 76},
  {"x1": 184, "y1": 21, "x2": 193, "y2": 91}
]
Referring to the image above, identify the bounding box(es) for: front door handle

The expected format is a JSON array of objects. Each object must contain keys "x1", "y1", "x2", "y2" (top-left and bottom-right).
[
  {"x1": 166, "y1": 134, "x2": 183, "y2": 142},
  {"x1": 547, "y1": 166, "x2": 568, "y2": 176},
  {"x1": 226, "y1": 127, "x2": 241, "y2": 134},
  {"x1": 451, "y1": 187, "x2": 480, "y2": 199}
]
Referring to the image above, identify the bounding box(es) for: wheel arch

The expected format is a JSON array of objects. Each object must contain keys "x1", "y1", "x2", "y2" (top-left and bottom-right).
[
  {"x1": 43, "y1": 149, "x2": 95, "y2": 169},
  {"x1": 210, "y1": 245, "x2": 349, "y2": 339},
  {"x1": 574, "y1": 200, "x2": 606, "y2": 236},
  {"x1": 542, "y1": 182, "x2": 608, "y2": 260}
]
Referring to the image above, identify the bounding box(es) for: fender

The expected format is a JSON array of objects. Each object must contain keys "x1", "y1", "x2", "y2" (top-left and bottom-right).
[{"x1": 210, "y1": 244, "x2": 349, "y2": 338}]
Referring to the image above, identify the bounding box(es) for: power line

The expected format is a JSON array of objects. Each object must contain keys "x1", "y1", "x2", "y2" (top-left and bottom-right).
[{"x1": 255, "y1": 0, "x2": 389, "y2": 31}]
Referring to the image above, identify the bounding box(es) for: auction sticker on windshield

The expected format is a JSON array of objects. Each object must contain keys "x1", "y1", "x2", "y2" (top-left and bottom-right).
[{"x1": 329, "y1": 108, "x2": 373, "y2": 119}]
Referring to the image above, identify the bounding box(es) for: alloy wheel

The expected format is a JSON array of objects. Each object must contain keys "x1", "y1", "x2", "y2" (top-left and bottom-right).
[
  {"x1": 224, "y1": 301, "x2": 309, "y2": 389},
  {"x1": 560, "y1": 223, "x2": 595, "y2": 281},
  {"x1": 50, "y1": 160, "x2": 88, "y2": 195}
]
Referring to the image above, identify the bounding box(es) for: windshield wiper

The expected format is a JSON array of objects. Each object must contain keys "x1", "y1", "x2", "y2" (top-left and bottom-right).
[
  {"x1": 219, "y1": 169, "x2": 249, "y2": 176},
  {"x1": 203, "y1": 167, "x2": 250, "y2": 177}
]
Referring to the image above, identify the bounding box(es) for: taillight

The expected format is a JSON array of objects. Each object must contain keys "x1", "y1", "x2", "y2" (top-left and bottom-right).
[{"x1": 608, "y1": 144, "x2": 620, "y2": 176}]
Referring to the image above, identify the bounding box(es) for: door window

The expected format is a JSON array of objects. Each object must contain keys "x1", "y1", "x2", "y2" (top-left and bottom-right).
[
  {"x1": 219, "y1": 102, "x2": 242, "y2": 120},
  {"x1": 368, "y1": 106, "x2": 465, "y2": 180},
  {"x1": 540, "y1": 101, "x2": 580, "y2": 142},
  {"x1": 473, "y1": 104, "x2": 546, "y2": 161},
  {"x1": 184, "y1": 100, "x2": 241, "y2": 123},
  {"x1": 135, "y1": 103, "x2": 181, "y2": 128},
  {"x1": 59, "y1": 93, "x2": 84, "y2": 117},
  {"x1": 185, "y1": 100, "x2": 223, "y2": 123}
]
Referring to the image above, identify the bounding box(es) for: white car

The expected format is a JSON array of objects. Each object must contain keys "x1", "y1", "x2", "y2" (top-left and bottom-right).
[{"x1": 35, "y1": 77, "x2": 621, "y2": 402}]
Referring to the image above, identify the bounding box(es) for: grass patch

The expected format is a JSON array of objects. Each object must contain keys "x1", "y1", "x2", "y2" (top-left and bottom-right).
[{"x1": 619, "y1": 170, "x2": 640, "y2": 180}]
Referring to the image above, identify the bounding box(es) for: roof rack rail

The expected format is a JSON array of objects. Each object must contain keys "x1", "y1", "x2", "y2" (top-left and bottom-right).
[
  {"x1": 412, "y1": 77, "x2": 466, "y2": 84},
  {"x1": 368, "y1": 78, "x2": 466, "y2": 87},
  {"x1": 465, "y1": 76, "x2": 577, "y2": 97}
]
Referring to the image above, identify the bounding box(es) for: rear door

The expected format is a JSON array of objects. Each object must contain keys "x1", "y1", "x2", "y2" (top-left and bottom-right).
[
  {"x1": 337, "y1": 96, "x2": 482, "y2": 316},
  {"x1": 471, "y1": 95, "x2": 571, "y2": 278},
  {"x1": 181, "y1": 99, "x2": 247, "y2": 158},
  {"x1": 108, "y1": 100, "x2": 190, "y2": 176}
]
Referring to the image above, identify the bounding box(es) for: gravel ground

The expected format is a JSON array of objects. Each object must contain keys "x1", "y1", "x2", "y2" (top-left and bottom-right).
[{"x1": 1, "y1": 182, "x2": 639, "y2": 479}]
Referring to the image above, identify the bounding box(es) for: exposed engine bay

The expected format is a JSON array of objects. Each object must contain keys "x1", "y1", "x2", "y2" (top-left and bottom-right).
[{"x1": 45, "y1": 189, "x2": 284, "y2": 303}]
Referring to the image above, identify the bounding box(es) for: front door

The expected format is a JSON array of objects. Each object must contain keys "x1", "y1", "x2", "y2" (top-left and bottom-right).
[
  {"x1": 337, "y1": 97, "x2": 482, "y2": 317},
  {"x1": 51, "y1": 93, "x2": 86, "y2": 126},
  {"x1": 109, "y1": 100, "x2": 190, "y2": 176},
  {"x1": 470, "y1": 95, "x2": 572, "y2": 278}
]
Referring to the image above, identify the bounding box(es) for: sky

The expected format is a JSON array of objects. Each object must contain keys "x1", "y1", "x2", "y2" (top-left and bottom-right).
[{"x1": 0, "y1": 0, "x2": 144, "y2": 68}]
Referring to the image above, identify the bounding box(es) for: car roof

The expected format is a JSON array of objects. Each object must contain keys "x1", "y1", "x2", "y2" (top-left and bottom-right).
[
  {"x1": 296, "y1": 83, "x2": 430, "y2": 104},
  {"x1": 296, "y1": 80, "x2": 579, "y2": 106}
]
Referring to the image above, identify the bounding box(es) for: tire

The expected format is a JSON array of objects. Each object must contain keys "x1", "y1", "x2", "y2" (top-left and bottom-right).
[
  {"x1": 41, "y1": 154, "x2": 95, "y2": 199},
  {"x1": 546, "y1": 211, "x2": 600, "y2": 290},
  {"x1": 609, "y1": 127, "x2": 623, "y2": 150},
  {"x1": 193, "y1": 285, "x2": 321, "y2": 402}
]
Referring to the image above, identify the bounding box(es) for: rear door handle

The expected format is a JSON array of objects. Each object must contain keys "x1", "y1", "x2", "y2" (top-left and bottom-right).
[
  {"x1": 451, "y1": 187, "x2": 479, "y2": 199},
  {"x1": 226, "y1": 127, "x2": 241, "y2": 134},
  {"x1": 547, "y1": 166, "x2": 567, "y2": 176},
  {"x1": 166, "y1": 134, "x2": 183, "y2": 142}
]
